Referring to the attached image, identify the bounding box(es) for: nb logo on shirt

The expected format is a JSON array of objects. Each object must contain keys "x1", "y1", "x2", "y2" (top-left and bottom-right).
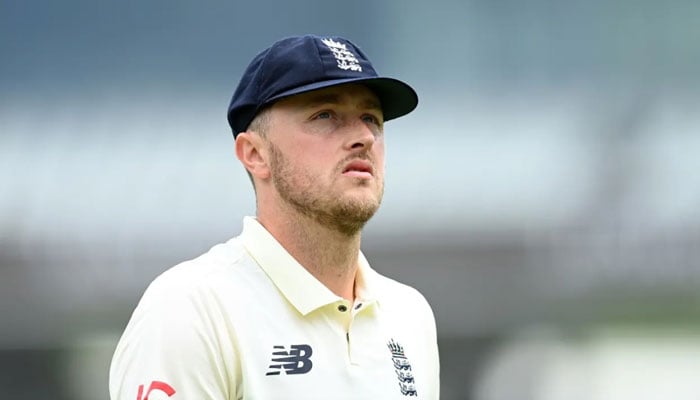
[{"x1": 265, "y1": 344, "x2": 313, "y2": 375}]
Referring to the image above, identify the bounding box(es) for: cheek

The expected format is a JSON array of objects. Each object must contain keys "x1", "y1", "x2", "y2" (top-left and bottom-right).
[
  {"x1": 295, "y1": 153, "x2": 333, "y2": 181},
  {"x1": 374, "y1": 145, "x2": 386, "y2": 170}
]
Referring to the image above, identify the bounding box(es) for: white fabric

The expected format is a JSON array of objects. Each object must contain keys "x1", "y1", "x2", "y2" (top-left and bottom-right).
[{"x1": 110, "y1": 217, "x2": 439, "y2": 399}]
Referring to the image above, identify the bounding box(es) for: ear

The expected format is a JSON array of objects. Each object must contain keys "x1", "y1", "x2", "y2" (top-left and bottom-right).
[{"x1": 235, "y1": 132, "x2": 271, "y2": 181}]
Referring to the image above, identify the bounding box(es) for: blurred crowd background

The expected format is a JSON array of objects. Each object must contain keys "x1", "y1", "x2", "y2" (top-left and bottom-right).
[{"x1": 2, "y1": 0, "x2": 700, "y2": 399}]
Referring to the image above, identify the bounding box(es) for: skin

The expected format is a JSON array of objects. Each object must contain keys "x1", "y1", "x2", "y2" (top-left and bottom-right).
[{"x1": 235, "y1": 83, "x2": 385, "y2": 301}]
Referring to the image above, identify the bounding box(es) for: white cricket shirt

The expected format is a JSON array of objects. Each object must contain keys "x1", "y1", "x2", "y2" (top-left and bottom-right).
[{"x1": 110, "y1": 217, "x2": 440, "y2": 400}]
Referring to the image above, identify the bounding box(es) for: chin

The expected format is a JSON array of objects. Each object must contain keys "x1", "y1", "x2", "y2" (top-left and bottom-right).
[
  {"x1": 327, "y1": 202, "x2": 379, "y2": 236},
  {"x1": 338, "y1": 196, "x2": 381, "y2": 220},
  {"x1": 340, "y1": 191, "x2": 382, "y2": 210},
  {"x1": 303, "y1": 192, "x2": 382, "y2": 236}
]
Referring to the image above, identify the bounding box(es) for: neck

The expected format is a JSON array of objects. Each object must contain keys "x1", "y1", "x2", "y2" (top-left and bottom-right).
[{"x1": 257, "y1": 207, "x2": 362, "y2": 301}]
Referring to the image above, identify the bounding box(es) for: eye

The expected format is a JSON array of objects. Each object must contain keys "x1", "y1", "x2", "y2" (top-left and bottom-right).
[
  {"x1": 362, "y1": 113, "x2": 382, "y2": 126},
  {"x1": 313, "y1": 111, "x2": 333, "y2": 120}
]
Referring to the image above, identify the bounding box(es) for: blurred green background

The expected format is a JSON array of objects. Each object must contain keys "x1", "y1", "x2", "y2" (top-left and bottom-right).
[{"x1": 2, "y1": 0, "x2": 700, "y2": 399}]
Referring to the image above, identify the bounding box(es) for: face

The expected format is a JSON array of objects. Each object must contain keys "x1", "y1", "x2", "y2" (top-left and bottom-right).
[{"x1": 264, "y1": 83, "x2": 385, "y2": 236}]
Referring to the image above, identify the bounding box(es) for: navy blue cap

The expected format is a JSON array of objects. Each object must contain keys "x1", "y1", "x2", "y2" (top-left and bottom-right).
[{"x1": 227, "y1": 35, "x2": 418, "y2": 137}]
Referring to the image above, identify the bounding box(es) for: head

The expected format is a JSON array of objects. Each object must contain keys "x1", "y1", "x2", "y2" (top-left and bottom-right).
[{"x1": 227, "y1": 35, "x2": 418, "y2": 236}]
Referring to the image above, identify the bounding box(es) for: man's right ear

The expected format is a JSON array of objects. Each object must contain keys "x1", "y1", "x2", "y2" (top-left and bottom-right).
[{"x1": 235, "y1": 132, "x2": 271, "y2": 181}]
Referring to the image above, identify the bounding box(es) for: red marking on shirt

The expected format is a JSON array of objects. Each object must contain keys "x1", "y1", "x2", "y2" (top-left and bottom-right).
[{"x1": 137, "y1": 380, "x2": 176, "y2": 400}]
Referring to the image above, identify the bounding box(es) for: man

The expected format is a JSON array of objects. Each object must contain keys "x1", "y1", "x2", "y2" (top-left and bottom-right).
[{"x1": 109, "y1": 34, "x2": 440, "y2": 399}]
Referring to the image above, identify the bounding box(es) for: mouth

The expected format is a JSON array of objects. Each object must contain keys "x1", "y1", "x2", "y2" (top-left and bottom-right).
[{"x1": 342, "y1": 160, "x2": 374, "y2": 179}]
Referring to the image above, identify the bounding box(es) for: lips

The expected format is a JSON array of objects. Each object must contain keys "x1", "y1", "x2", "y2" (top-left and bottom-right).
[{"x1": 342, "y1": 160, "x2": 374, "y2": 178}]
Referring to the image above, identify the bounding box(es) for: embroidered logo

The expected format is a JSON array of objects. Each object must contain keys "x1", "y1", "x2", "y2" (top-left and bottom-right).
[
  {"x1": 321, "y1": 38, "x2": 362, "y2": 72},
  {"x1": 265, "y1": 344, "x2": 314, "y2": 375},
  {"x1": 387, "y1": 339, "x2": 418, "y2": 397}
]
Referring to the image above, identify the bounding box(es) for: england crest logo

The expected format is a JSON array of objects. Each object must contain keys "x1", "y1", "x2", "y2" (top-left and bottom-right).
[
  {"x1": 387, "y1": 338, "x2": 418, "y2": 397},
  {"x1": 321, "y1": 38, "x2": 363, "y2": 72}
]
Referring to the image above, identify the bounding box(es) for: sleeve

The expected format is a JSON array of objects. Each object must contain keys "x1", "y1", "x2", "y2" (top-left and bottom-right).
[
  {"x1": 109, "y1": 273, "x2": 239, "y2": 400},
  {"x1": 422, "y1": 298, "x2": 440, "y2": 400},
  {"x1": 410, "y1": 289, "x2": 440, "y2": 400}
]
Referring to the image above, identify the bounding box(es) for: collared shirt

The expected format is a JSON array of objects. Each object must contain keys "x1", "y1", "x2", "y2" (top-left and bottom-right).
[{"x1": 110, "y1": 217, "x2": 440, "y2": 400}]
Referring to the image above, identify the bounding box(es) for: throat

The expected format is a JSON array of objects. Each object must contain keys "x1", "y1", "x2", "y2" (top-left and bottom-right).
[{"x1": 283, "y1": 214, "x2": 362, "y2": 300}]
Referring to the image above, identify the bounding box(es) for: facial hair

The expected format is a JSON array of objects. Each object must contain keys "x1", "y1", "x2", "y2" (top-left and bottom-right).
[{"x1": 268, "y1": 142, "x2": 383, "y2": 236}]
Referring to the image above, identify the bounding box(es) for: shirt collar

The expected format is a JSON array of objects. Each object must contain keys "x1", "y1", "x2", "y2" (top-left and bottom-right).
[
  {"x1": 240, "y1": 217, "x2": 380, "y2": 315},
  {"x1": 354, "y1": 251, "x2": 380, "y2": 305}
]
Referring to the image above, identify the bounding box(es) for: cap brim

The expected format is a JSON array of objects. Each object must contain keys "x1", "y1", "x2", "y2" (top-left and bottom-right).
[{"x1": 265, "y1": 76, "x2": 418, "y2": 122}]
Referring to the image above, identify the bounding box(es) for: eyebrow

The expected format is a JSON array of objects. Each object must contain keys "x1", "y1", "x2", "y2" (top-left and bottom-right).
[{"x1": 303, "y1": 93, "x2": 382, "y2": 112}]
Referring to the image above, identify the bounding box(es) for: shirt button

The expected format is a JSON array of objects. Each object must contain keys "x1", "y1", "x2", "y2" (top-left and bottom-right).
[
  {"x1": 354, "y1": 303, "x2": 362, "y2": 310},
  {"x1": 338, "y1": 305, "x2": 348, "y2": 312}
]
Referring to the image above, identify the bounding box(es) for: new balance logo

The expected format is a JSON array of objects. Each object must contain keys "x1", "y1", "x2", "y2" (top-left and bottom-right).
[{"x1": 265, "y1": 344, "x2": 313, "y2": 376}]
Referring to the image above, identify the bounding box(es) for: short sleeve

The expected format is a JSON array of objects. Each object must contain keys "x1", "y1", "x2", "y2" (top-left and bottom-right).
[
  {"x1": 421, "y1": 296, "x2": 440, "y2": 400},
  {"x1": 109, "y1": 273, "x2": 239, "y2": 400}
]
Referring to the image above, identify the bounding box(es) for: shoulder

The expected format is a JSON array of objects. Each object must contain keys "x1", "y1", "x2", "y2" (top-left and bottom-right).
[
  {"x1": 136, "y1": 237, "x2": 252, "y2": 311},
  {"x1": 112, "y1": 237, "x2": 252, "y2": 367},
  {"x1": 370, "y1": 268, "x2": 436, "y2": 320},
  {"x1": 110, "y1": 238, "x2": 247, "y2": 400}
]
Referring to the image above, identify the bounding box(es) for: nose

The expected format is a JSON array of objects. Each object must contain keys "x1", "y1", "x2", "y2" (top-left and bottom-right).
[{"x1": 345, "y1": 119, "x2": 377, "y2": 151}]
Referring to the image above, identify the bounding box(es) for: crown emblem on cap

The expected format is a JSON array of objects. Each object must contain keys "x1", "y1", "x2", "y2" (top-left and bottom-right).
[{"x1": 321, "y1": 38, "x2": 362, "y2": 72}]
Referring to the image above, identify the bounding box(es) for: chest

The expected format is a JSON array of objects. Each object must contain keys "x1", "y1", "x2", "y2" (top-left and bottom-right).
[{"x1": 228, "y1": 301, "x2": 426, "y2": 399}]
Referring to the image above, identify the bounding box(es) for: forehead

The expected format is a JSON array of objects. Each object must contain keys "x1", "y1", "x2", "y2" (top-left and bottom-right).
[{"x1": 271, "y1": 83, "x2": 382, "y2": 112}]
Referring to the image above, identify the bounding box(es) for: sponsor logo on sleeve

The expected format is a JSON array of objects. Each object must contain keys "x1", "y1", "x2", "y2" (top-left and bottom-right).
[{"x1": 136, "y1": 380, "x2": 175, "y2": 400}]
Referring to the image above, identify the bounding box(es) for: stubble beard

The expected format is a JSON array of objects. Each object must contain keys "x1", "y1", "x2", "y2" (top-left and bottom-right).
[{"x1": 268, "y1": 143, "x2": 383, "y2": 237}]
